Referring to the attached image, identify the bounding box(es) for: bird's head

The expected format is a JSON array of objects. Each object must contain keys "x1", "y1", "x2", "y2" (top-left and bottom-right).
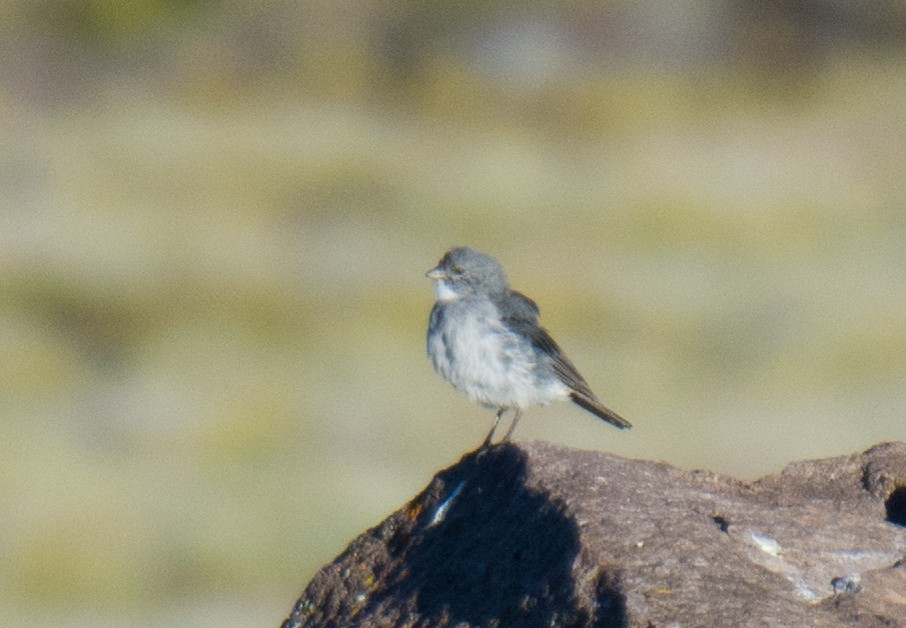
[{"x1": 426, "y1": 247, "x2": 509, "y2": 301}]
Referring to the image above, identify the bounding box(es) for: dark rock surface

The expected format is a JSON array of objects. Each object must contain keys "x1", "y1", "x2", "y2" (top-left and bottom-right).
[{"x1": 282, "y1": 441, "x2": 906, "y2": 627}]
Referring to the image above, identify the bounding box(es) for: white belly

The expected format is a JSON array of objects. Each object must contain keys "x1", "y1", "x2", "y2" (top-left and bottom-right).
[{"x1": 429, "y1": 302, "x2": 568, "y2": 410}]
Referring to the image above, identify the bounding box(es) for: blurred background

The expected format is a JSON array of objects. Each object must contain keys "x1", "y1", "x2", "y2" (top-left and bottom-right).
[{"x1": 2, "y1": 0, "x2": 906, "y2": 625}]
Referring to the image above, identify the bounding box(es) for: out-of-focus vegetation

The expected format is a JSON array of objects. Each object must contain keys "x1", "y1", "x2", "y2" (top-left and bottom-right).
[{"x1": 2, "y1": 1, "x2": 906, "y2": 625}]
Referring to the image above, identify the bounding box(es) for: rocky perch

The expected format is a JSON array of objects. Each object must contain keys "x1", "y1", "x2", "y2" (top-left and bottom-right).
[{"x1": 282, "y1": 441, "x2": 906, "y2": 627}]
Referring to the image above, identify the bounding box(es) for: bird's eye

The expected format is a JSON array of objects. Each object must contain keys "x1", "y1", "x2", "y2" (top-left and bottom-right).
[{"x1": 451, "y1": 265, "x2": 464, "y2": 275}]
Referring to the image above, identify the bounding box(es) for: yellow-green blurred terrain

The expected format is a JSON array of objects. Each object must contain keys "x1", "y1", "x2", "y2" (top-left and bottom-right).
[{"x1": 2, "y1": 1, "x2": 906, "y2": 625}]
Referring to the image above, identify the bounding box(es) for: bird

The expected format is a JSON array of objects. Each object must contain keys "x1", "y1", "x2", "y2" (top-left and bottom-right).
[{"x1": 426, "y1": 246, "x2": 631, "y2": 448}]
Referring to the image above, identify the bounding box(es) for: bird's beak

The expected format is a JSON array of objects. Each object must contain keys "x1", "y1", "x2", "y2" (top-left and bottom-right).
[{"x1": 426, "y1": 265, "x2": 446, "y2": 280}]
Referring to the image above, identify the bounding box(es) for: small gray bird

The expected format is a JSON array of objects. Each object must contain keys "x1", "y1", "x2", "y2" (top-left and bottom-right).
[{"x1": 426, "y1": 246, "x2": 631, "y2": 447}]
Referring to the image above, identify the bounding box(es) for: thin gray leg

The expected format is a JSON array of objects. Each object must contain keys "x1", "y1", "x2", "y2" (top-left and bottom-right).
[
  {"x1": 481, "y1": 408, "x2": 507, "y2": 448},
  {"x1": 502, "y1": 410, "x2": 523, "y2": 441}
]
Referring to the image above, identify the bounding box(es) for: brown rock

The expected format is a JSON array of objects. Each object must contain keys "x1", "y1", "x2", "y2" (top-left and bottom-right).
[{"x1": 282, "y1": 441, "x2": 906, "y2": 627}]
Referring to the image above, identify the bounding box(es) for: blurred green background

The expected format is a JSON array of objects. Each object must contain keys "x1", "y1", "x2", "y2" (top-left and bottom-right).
[{"x1": 2, "y1": 0, "x2": 906, "y2": 625}]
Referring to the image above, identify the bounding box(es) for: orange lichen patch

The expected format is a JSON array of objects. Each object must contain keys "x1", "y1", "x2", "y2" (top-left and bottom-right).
[{"x1": 404, "y1": 500, "x2": 424, "y2": 520}]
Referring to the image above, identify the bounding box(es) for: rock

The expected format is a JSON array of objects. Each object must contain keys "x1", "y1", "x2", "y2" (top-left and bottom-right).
[{"x1": 282, "y1": 441, "x2": 906, "y2": 627}]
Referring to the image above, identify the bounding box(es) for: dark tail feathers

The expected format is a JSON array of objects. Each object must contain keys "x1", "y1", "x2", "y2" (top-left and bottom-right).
[{"x1": 570, "y1": 392, "x2": 632, "y2": 430}]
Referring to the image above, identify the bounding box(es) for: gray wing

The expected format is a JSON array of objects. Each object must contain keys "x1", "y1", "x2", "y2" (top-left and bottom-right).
[
  {"x1": 496, "y1": 290, "x2": 632, "y2": 429},
  {"x1": 494, "y1": 289, "x2": 540, "y2": 325},
  {"x1": 530, "y1": 326, "x2": 597, "y2": 398},
  {"x1": 494, "y1": 290, "x2": 591, "y2": 392}
]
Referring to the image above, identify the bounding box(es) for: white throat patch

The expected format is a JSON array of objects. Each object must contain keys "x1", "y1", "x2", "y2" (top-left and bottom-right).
[{"x1": 434, "y1": 280, "x2": 460, "y2": 302}]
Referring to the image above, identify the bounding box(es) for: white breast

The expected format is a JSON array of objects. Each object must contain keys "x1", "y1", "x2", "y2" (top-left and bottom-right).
[{"x1": 429, "y1": 300, "x2": 568, "y2": 410}]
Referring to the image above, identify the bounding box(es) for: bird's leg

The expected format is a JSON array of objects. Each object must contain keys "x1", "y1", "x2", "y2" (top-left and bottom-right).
[
  {"x1": 481, "y1": 408, "x2": 507, "y2": 449},
  {"x1": 502, "y1": 410, "x2": 523, "y2": 441}
]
